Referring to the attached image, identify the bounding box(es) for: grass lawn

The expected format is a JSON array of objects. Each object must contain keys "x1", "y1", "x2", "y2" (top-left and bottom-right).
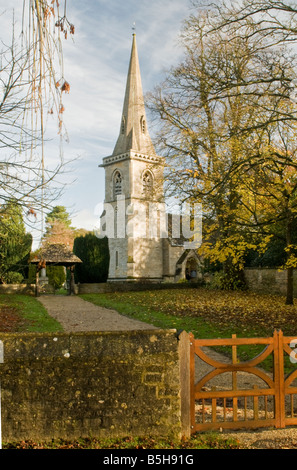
[
  {"x1": 80, "y1": 287, "x2": 297, "y2": 372},
  {"x1": 0, "y1": 294, "x2": 63, "y2": 333},
  {"x1": 3, "y1": 433, "x2": 241, "y2": 449},
  {"x1": 81, "y1": 287, "x2": 297, "y2": 337},
  {"x1": 1, "y1": 287, "x2": 297, "y2": 449}
]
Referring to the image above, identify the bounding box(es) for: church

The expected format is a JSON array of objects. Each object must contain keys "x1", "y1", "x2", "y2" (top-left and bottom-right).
[{"x1": 99, "y1": 33, "x2": 200, "y2": 282}]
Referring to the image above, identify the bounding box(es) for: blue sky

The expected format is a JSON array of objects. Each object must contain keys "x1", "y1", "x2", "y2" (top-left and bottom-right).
[{"x1": 1, "y1": 0, "x2": 192, "y2": 247}]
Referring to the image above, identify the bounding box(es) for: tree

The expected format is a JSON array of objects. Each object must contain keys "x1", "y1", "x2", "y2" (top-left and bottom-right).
[
  {"x1": 46, "y1": 265, "x2": 66, "y2": 290},
  {"x1": 237, "y1": 119, "x2": 297, "y2": 304},
  {"x1": 42, "y1": 205, "x2": 88, "y2": 249},
  {"x1": 201, "y1": 0, "x2": 297, "y2": 44},
  {"x1": 42, "y1": 205, "x2": 75, "y2": 246},
  {"x1": 40, "y1": 205, "x2": 74, "y2": 290},
  {"x1": 147, "y1": 5, "x2": 297, "y2": 301},
  {"x1": 194, "y1": 0, "x2": 297, "y2": 302},
  {"x1": 0, "y1": 35, "x2": 64, "y2": 222},
  {"x1": 0, "y1": 202, "x2": 32, "y2": 283},
  {"x1": 45, "y1": 206, "x2": 72, "y2": 228},
  {"x1": 73, "y1": 234, "x2": 109, "y2": 284},
  {"x1": 148, "y1": 12, "x2": 291, "y2": 285},
  {"x1": 194, "y1": 0, "x2": 297, "y2": 132},
  {"x1": 0, "y1": 1, "x2": 75, "y2": 238}
]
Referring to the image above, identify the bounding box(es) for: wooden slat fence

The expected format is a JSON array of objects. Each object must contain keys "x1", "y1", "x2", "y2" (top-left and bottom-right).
[{"x1": 190, "y1": 329, "x2": 297, "y2": 432}]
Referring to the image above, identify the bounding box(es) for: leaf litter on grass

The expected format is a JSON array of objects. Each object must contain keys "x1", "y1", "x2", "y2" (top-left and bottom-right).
[
  {"x1": 0, "y1": 304, "x2": 26, "y2": 332},
  {"x1": 101, "y1": 288, "x2": 297, "y2": 336}
]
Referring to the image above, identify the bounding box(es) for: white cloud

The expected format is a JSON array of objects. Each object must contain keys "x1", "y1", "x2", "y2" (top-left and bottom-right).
[
  {"x1": 1, "y1": 0, "x2": 192, "y2": 245},
  {"x1": 71, "y1": 208, "x2": 100, "y2": 230}
]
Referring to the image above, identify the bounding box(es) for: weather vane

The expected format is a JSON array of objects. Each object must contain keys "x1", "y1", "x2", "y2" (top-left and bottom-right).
[{"x1": 132, "y1": 22, "x2": 136, "y2": 34}]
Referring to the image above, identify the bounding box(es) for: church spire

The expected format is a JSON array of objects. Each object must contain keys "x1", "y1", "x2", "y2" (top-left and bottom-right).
[{"x1": 112, "y1": 33, "x2": 156, "y2": 156}]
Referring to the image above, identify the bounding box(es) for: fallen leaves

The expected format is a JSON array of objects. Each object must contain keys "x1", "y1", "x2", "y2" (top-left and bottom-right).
[
  {"x1": 0, "y1": 306, "x2": 25, "y2": 332},
  {"x1": 102, "y1": 288, "x2": 297, "y2": 336},
  {"x1": 3, "y1": 434, "x2": 240, "y2": 449}
]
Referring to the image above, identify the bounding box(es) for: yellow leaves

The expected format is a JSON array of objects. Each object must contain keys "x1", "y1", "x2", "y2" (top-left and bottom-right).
[
  {"x1": 100, "y1": 288, "x2": 297, "y2": 335},
  {"x1": 183, "y1": 168, "x2": 200, "y2": 179},
  {"x1": 279, "y1": 245, "x2": 297, "y2": 269},
  {"x1": 199, "y1": 233, "x2": 266, "y2": 270}
]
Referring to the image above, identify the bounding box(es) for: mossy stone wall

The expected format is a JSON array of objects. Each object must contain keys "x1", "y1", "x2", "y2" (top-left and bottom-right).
[
  {"x1": 0, "y1": 329, "x2": 189, "y2": 442},
  {"x1": 78, "y1": 282, "x2": 202, "y2": 294},
  {"x1": 244, "y1": 268, "x2": 297, "y2": 295}
]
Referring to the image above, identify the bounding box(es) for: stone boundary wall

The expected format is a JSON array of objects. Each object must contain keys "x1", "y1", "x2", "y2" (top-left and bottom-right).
[
  {"x1": 0, "y1": 284, "x2": 35, "y2": 295},
  {"x1": 0, "y1": 281, "x2": 202, "y2": 296},
  {"x1": 0, "y1": 330, "x2": 190, "y2": 442},
  {"x1": 77, "y1": 281, "x2": 201, "y2": 294},
  {"x1": 244, "y1": 268, "x2": 297, "y2": 296},
  {"x1": 0, "y1": 271, "x2": 294, "y2": 296}
]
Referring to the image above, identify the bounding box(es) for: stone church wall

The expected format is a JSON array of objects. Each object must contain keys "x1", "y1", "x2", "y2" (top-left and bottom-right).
[
  {"x1": 131, "y1": 238, "x2": 164, "y2": 279},
  {"x1": 0, "y1": 330, "x2": 190, "y2": 442},
  {"x1": 108, "y1": 238, "x2": 128, "y2": 280}
]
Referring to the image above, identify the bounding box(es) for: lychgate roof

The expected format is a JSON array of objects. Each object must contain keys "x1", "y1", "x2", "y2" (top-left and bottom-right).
[{"x1": 30, "y1": 243, "x2": 82, "y2": 267}]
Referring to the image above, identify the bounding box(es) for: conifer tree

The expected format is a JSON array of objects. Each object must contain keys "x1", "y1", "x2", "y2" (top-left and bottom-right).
[
  {"x1": 0, "y1": 202, "x2": 32, "y2": 283},
  {"x1": 73, "y1": 234, "x2": 109, "y2": 283}
]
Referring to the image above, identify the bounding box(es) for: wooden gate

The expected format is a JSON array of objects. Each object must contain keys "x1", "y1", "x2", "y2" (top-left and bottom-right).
[{"x1": 190, "y1": 330, "x2": 297, "y2": 432}]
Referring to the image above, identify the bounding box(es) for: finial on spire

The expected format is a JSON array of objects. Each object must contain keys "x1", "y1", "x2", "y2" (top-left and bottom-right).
[{"x1": 132, "y1": 22, "x2": 136, "y2": 35}]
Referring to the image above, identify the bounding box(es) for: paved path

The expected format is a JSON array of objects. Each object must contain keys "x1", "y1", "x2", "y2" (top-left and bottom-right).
[{"x1": 37, "y1": 295, "x2": 157, "y2": 332}]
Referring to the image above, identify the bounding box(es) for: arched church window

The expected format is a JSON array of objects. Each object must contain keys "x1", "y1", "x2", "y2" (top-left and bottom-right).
[
  {"x1": 140, "y1": 115, "x2": 146, "y2": 133},
  {"x1": 142, "y1": 170, "x2": 153, "y2": 196},
  {"x1": 113, "y1": 170, "x2": 122, "y2": 197}
]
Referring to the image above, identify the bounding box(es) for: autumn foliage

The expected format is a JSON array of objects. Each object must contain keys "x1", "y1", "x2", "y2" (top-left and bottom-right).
[
  {"x1": 147, "y1": 2, "x2": 297, "y2": 304},
  {"x1": 88, "y1": 288, "x2": 297, "y2": 337}
]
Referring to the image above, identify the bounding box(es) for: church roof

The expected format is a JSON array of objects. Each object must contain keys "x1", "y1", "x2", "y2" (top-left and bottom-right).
[{"x1": 112, "y1": 33, "x2": 156, "y2": 156}]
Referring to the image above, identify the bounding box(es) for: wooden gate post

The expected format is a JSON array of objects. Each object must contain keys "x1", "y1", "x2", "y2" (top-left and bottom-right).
[
  {"x1": 274, "y1": 329, "x2": 285, "y2": 428},
  {"x1": 178, "y1": 330, "x2": 192, "y2": 438},
  {"x1": 189, "y1": 332, "x2": 196, "y2": 434}
]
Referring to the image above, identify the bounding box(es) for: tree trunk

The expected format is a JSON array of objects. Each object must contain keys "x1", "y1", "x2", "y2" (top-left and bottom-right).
[
  {"x1": 286, "y1": 217, "x2": 294, "y2": 305},
  {"x1": 68, "y1": 265, "x2": 75, "y2": 295},
  {"x1": 286, "y1": 267, "x2": 294, "y2": 305}
]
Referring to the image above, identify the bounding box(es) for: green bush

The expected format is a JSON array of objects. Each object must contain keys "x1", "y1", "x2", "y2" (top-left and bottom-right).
[
  {"x1": 73, "y1": 234, "x2": 109, "y2": 283},
  {"x1": 209, "y1": 269, "x2": 246, "y2": 291},
  {"x1": 47, "y1": 266, "x2": 66, "y2": 289},
  {"x1": 208, "y1": 271, "x2": 225, "y2": 289},
  {"x1": 5, "y1": 271, "x2": 24, "y2": 284},
  {"x1": 27, "y1": 264, "x2": 36, "y2": 284}
]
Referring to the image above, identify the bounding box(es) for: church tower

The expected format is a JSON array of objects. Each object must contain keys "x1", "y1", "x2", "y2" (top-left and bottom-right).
[{"x1": 99, "y1": 33, "x2": 167, "y2": 281}]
